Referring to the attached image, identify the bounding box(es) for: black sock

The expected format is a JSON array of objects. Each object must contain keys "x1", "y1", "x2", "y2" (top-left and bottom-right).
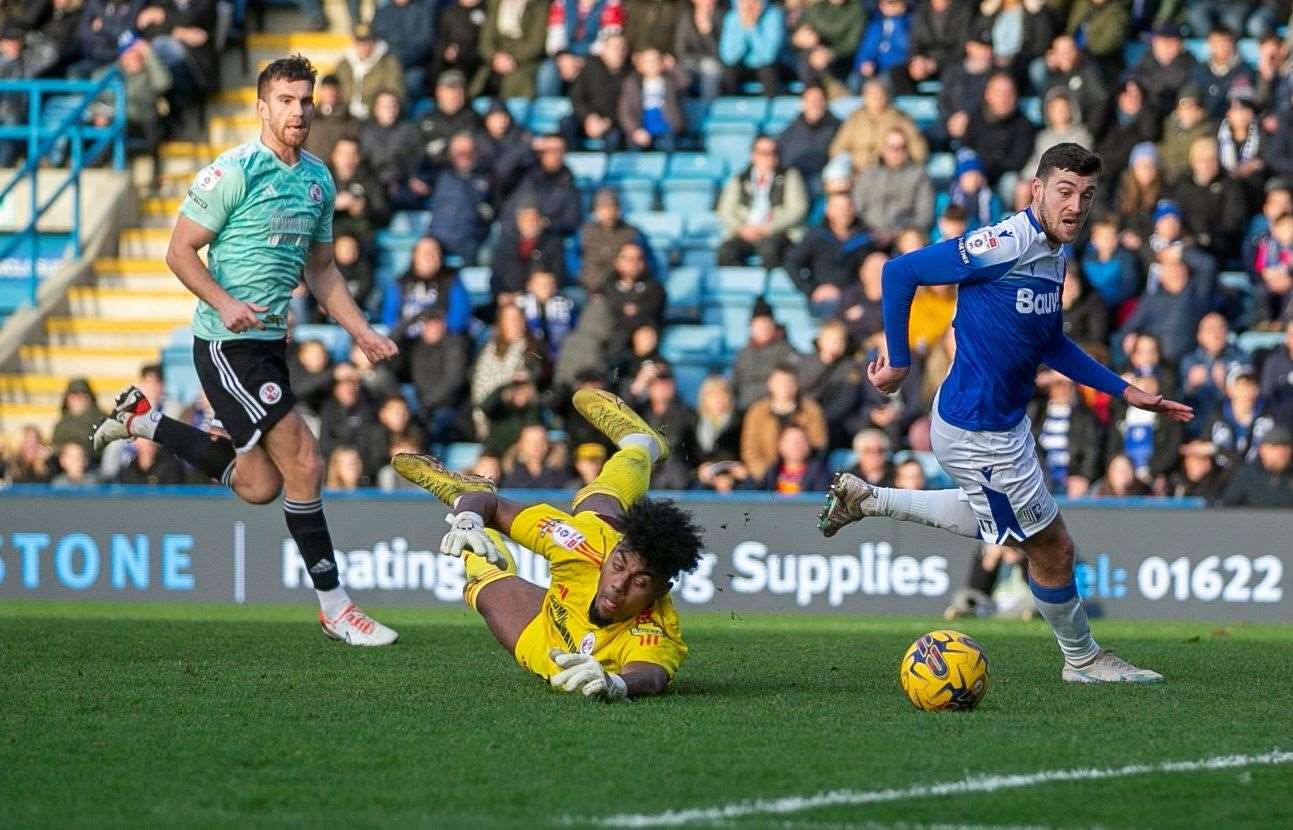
[
  {"x1": 284, "y1": 498, "x2": 340, "y2": 591},
  {"x1": 968, "y1": 552, "x2": 1000, "y2": 596},
  {"x1": 154, "y1": 415, "x2": 237, "y2": 484}
]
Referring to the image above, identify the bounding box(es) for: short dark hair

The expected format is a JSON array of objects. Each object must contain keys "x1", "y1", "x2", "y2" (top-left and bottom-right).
[
  {"x1": 1036, "y1": 142, "x2": 1102, "y2": 181},
  {"x1": 257, "y1": 55, "x2": 317, "y2": 100},
  {"x1": 140, "y1": 363, "x2": 162, "y2": 381},
  {"x1": 620, "y1": 497, "x2": 705, "y2": 583}
]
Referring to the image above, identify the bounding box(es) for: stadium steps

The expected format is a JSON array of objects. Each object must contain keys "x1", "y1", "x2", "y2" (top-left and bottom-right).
[
  {"x1": 18, "y1": 344, "x2": 163, "y2": 376},
  {"x1": 115, "y1": 229, "x2": 173, "y2": 259},
  {"x1": 92, "y1": 258, "x2": 187, "y2": 291},
  {"x1": 66, "y1": 286, "x2": 194, "y2": 319},
  {"x1": 0, "y1": 373, "x2": 134, "y2": 407},
  {"x1": 42, "y1": 317, "x2": 188, "y2": 348},
  {"x1": 0, "y1": 401, "x2": 65, "y2": 437}
]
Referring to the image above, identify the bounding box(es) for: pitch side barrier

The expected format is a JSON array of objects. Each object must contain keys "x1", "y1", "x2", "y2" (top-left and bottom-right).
[{"x1": 0, "y1": 487, "x2": 1287, "y2": 621}]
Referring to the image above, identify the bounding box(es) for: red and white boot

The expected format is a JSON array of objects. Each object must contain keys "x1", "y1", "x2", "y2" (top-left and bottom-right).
[
  {"x1": 91, "y1": 385, "x2": 152, "y2": 452},
  {"x1": 319, "y1": 603, "x2": 399, "y2": 646}
]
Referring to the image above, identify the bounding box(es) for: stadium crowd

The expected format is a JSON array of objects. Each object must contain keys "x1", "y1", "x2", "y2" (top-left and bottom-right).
[{"x1": 2, "y1": 0, "x2": 1293, "y2": 507}]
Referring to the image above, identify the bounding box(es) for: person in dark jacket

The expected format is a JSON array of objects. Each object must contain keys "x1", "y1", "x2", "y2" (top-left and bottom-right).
[
  {"x1": 1131, "y1": 22, "x2": 1199, "y2": 119},
  {"x1": 1117, "y1": 251, "x2": 1214, "y2": 364},
  {"x1": 1259, "y1": 320, "x2": 1293, "y2": 408},
  {"x1": 401, "y1": 311, "x2": 469, "y2": 444},
  {"x1": 115, "y1": 438, "x2": 187, "y2": 485},
  {"x1": 382, "y1": 235, "x2": 472, "y2": 335},
  {"x1": 499, "y1": 423, "x2": 569, "y2": 488},
  {"x1": 415, "y1": 68, "x2": 481, "y2": 168},
  {"x1": 371, "y1": 0, "x2": 436, "y2": 98},
  {"x1": 578, "y1": 188, "x2": 645, "y2": 293},
  {"x1": 304, "y1": 75, "x2": 356, "y2": 163},
  {"x1": 625, "y1": 0, "x2": 682, "y2": 54},
  {"x1": 476, "y1": 97, "x2": 533, "y2": 203},
  {"x1": 359, "y1": 90, "x2": 423, "y2": 196},
  {"x1": 935, "y1": 30, "x2": 992, "y2": 148},
  {"x1": 798, "y1": 320, "x2": 866, "y2": 449},
  {"x1": 603, "y1": 242, "x2": 666, "y2": 353},
  {"x1": 431, "y1": 0, "x2": 485, "y2": 86},
  {"x1": 135, "y1": 0, "x2": 218, "y2": 97},
  {"x1": 1097, "y1": 78, "x2": 1161, "y2": 195},
  {"x1": 960, "y1": 72, "x2": 1037, "y2": 187},
  {"x1": 618, "y1": 47, "x2": 685, "y2": 151},
  {"x1": 1218, "y1": 425, "x2": 1293, "y2": 507},
  {"x1": 890, "y1": 0, "x2": 975, "y2": 94},
  {"x1": 490, "y1": 201, "x2": 567, "y2": 298},
  {"x1": 481, "y1": 371, "x2": 546, "y2": 456},
  {"x1": 71, "y1": 0, "x2": 140, "y2": 77},
  {"x1": 1028, "y1": 371, "x2": 1104, "y2": 497},
  {"x1": 1166, "y1": 440, "x2": 1229, "y2": 503},
  {"x1": 502, "y1": 134, "x2": 582, "y2": 236},
  {"x1": 775, "y1": 82, "x2": 840, "y2": 182},
  {"x1": 1060, "y1": 260, "x2": 1109, "y2": 356},
  {"x1": 427, "y1": 131, "x2": 493, "y2": 262},
  {"x1": 1168, "y1": 136, "x2": 1247, "y2": 262},
  {"x1": 319, "y1": 362, "x2": 376, "y2": 460},
  {"x1": 760, "y1": 424, "x2": 832, "y2": 494},
  {"x1": 835, "y1": 251, "x2": 887, "y2": 349},
  {"x1": 631, "y1": 362, "x2": 698, "y2": 489},
  {"x1": 561, "y1": 32, "x2": 630, "y2": 151},
  {"x1": 289, "y1": 340, "x2": 334, "y2": 415},
  {"x1": 329, "y1": 136, "x2": 390, "y2": 246},
  {"x1": 783, "y1": 191, "x2": 870, "y2": 305},
  {"x1": 1193, "y1": 25, "x2": 1252, "y2": 120}
]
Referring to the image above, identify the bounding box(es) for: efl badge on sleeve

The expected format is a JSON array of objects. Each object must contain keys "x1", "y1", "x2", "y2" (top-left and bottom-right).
[
  {"x1": 308, "y1": 183, "x2": 323, "y2": 204},
  {"x1": 965, "y1": 228, "x2": 998, "y2": 256}
]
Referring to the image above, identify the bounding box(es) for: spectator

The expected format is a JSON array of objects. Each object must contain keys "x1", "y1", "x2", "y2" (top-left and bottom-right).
[
  {"x1": 1033, "y1": 35, "x2": 1109, "y2": 135},
  {"x1": 1118, "y1": 253, "x2": 1212, "y2": 364},
  {"x1": 932, "y1": 150, "x2": 1000, "y2": 233},
  {"x1": 783, "y1": 191, "x2": 870, "y2": 306},
  {"x1": 474, "y1": 0, "x2": 547, "y2": 98},
  {"x1": 427, "y1": 131, "x2": 493, "y2": 262},
  {"x1": 1132, "y1": 22, "x2": 1198, "y2": 119},
  {"x1": 0, "y1": 28, "x2": 45, "y2": 165},
  {"x1": 1123, "y1": 332, "x2": 1178, "y2": 397},
  {"x1": 1088, "y1": 453, "x2": 1151, "y2": 497},
  {"x1": 434, "y1": 0, "x2": 485, "y2": 88},
  {"x1": 732, "y1": 300, "x2": 800, "y2": 410},
  {"x1": 371, "y1": 0, "x2": 436, "y2": 99},
  {"x1": 319, "y1": 362, "x2": 375, "y2": 459},
  {"x1": 350, "y1": 343, "x2": 401, "y2": 406},
  {"x1": 760, "y1": 424, "x2": 831, "y2": 494},
  {"x1": 360, "y1": 91, "x2": 423, "y2": 197},
  {"x1": 836, "y1": 251, "x2": 887, "y2": 349},
  {"x1": 1105, "y1": 372, "x2": 1183, "y2": 486},
  {"x1": 1115, "y1": 146, "x2": 1166, "y2": 245},
  {"x1": 634, "y1": 363, "x2": 698, "y2": 489},
  {"x1": 1252, "y1": 210, "x2": 1293, "y2": 323},
  {"x1": 500, "y1": 423, "x2": 569, "y2": 487},
  {"x1": 1029, "y1": 370, "x2": 1103, "y2": 497},
  {"x1": 417, "y1": 68, "x2": 482, "y2": 171},
  {"x1": 978, "y1": 0, "x2": 1055, "y2": 76},
  {"x1": 1019, "y1": 88, "x2": 1094, "y2": 182},
  {"x1": 1158, "y1": 84, "x2": 1214, "y2": 183},
  {"x1": 1060, "y1": 260, "x2": 1109, "y2": 355},
  {"x1": 961, "y1": 72, "x2": 1037, "y2": 189},
  {"x1": 604, "y1": 242, "x2": 666, "y2": 350},
  {"x1": 624, "y1": 0, "x2": 680, "y2": 54},
  {"x1": 87, "y1": 35, "x2": 171, "y2": 156},
  {"x1": 799, "y1": 319, "x2": 865, "y2": 448},
  {"x1": 553, "y1": 298, "x2": 616, "y2": 390},
  {"x1": 1169, "y1": 136, "x2": 1246, "y2": 262},
  {"x1": 327, "y1": 233, "x2": 377, "y2": 320},
  {"x1": 1167, "y1": 440, "x2": 1228, "y2": 502},
  {"x1": 7, "y1": 424, "x2": 53, "y2": 483},
  {"x1": 362, "y1": 395, "x2": 426, "y2": 479},
  {"x1": 471, "y1": 304, "x2": 544, "y2": 437},
  {"x1": 853, "y1": 127, "x2": 935, "y2": 248},
  {"x1": 849, "y1": 0, "x2": 910, "y2": 90},
  {"x1": 1063, "y1": 0, "x2": 1128, "y2": 78},
  {"x1": 844, "y1": 427, "x2": 893, "y2": 486},
  {"x1": 71, "y1": 0, "x2": 140, "y2": 77},
  {"x1": 1179, "y1": 313, "x2": 1247, "y2": 417},
  {"x1": 578, "y1": 188, "x2": 643, "y2": 293},
  {"x1": 477, "y1": 98, "x2": 533, "y2": 203},
  {"x1": 491, "y1": 201, "x2": 567, "y2": 299},
  {"x1": 1097, "y1": 78, "x2": 1161, "y2": 192},
  {"x1": 305, "y1": 76, "x2": 357, "y2": 163},
  {"x1": 1218, "y1": 89, "x2": 1266, "y2": 206},
  {"x1": 134, "y1": 0, "x2": 216, "y2": 99},
  {"x1": 891, "y1": 456, "x2": 927, "y2": 490},
  {"x1": 693, "y1": 375, "x2": 741, "y2": 463},
  {"x1": 481, "y1": 372, "x2": 546, "y2": 455},
  {"x1": 330, "y1": 136, "x2": 390, "y2": 246},
  {"x1": 403, "y1": 311, "x2": 469, "y2": 444},
  {"x1": 673, "y1": 0, "x2": 723, "y2": 101},
  {"x1": 52, "y1": 378, "x2": 102, "y2": 454},
  {"x1": 539, "y1": 0, "x2": 626, "y2": 97},
  {"x1": 335, "y1": 24, "x2": 405, "y2": 120},
  {"x1": 1259, "y1": 320, "x2": 1293, "y2": 407},
  {"x1": 1245, "y1": 183, "x2": 1293, "y2": 276},
  {"x1": 1251, "y1": 33, "x2": 1289, "y2": 117},
  {"x1": 518, "y1": 268, "x2": 577, "y2": 357},
  {"x1": 829, "y1": 78, "x2": 928, "y2": 175},
  {"x1": 1081, "y1": 214, "x2": 1141, "y2": 307},
  {"x1": 289, "y1": 339, "x2": 334, "y2": 415},
  {"x1": 740, "y1": 364, "x2": 828, "y2": 480},
  {"x1": 569, "y1": 441, "x2": 607, "y2": 487},
  {"x1": 384, "y1": 235, "x2": 472, "y2": 335},
  {"x1": 1203, "y1": 365, "x2": 1284, "y2": 464},
  {"x1": 469, "y1": 453, "x2": 504, "y2": 482},
  {"x1": 503, "y1": 135, "x2": 582, "y2": 236},
  {"x1": 616, "y1": 324, "x2": 664, "y2": 399},
  {"x1": 776, "y1": 82, "x2": 841, "y2": 182},
  {"x1": 716, "y1": 136, "x2": 808, "y2": 268},
  {"x1": 718, "y1": 0, "x2": 784, "y2": 95},
  {"x1": 377, "y1": 432, "x2": 429, "y2": 491},
  {"x1": 1194, "y1": 26, "x2": 1252, "y2": 120},
  {"x1": 789, "y1": 0, "x2": 863, "y2": 86},
  {"x1": 619, "y1": 46, "x2": 684, "y2": 151},
  {"x1": 26, "y1": 1, "x2": 83, "y2": 79},
  {"x1": 891, "y1": 0, "x2": 975, "y2": 95},
  {"x1": 50, "y1": 442, "x2": 99, "y2": 489},
  {"x1": 562, "y1": 31, "x2": 630, "y2": 150},
  {"x1": 936, "y1": 29, "x2": 993, "y2": 149},
  {"x1": 324, "y1": 446, "x2": 366, "y2": 491},
  {"x1": 1218, "y1": 425, "x2": 1293, "y2": 507}
]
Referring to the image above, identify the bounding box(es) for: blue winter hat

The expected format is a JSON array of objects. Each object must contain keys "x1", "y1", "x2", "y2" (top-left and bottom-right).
[
  {"x1": 1128, "y1": 142, "x2": 1159, "y2": 167},
  {"x1": 117, "y1": 30, "x2": 141, "y2": 55},
  {"x1": 1152, "y1": 199, "x2": 1182, "y2": 223},
  {"x1": 954, "y1": 149, "x2": 985, "y2": 179}
]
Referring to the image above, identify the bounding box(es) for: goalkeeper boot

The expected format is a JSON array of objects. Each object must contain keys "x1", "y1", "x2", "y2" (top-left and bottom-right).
[
  {"x1": 91, "y1": 385, "x2": 150, "y2": 453},
  {"x1": 392, "y1": 452, "x2": 497, "y2": 506},
  {"x1": 572, "y1": 388, "x2": 670, "y2": 462},
  {"x1": 320, "y1": 603, "x2": 398, "y2": 646},
  {"x1": 1062, "y1": 650, "x2": 1163, "y2": 683},
  {"x1": 818, "y1": 471, "x2": 881, "y2": 538}
]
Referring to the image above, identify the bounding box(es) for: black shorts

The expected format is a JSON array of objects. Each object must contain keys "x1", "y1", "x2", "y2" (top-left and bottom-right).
[{"x1": 193, "y1": 336, "x2": 297, "y2": 453}]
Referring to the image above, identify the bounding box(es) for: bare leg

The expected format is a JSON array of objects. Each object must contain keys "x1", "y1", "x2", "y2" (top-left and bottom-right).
[
  {"x1": 472, "y1": 577, "x2": 546, "y2": 653},
  {"x1": 1019, "y1": 514, "x2": 1099, "y2": 665}
]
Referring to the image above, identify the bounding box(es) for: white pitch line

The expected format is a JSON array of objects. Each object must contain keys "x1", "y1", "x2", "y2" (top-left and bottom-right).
[{"x1": 578, "y1": 749, "x2": 1293, "y2": 828}]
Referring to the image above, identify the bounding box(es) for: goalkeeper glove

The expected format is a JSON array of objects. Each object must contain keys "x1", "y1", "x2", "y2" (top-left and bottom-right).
[
  {"x1": 549, "y1": 648, "x2": 628, "y2": 702},
  {"x1": 440, "y1": 511, "x2": 507, "y2": 568}
]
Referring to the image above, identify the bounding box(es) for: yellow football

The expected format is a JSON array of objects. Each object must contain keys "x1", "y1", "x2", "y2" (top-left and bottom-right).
[{"x1": 899, "y1": 629, "x2": 990, "y2": 711}]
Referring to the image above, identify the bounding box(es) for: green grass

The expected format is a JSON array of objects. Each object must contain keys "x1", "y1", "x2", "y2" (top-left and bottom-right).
[{"x1": 2, "y1": 602, "x2": 1291, "y2": 829}]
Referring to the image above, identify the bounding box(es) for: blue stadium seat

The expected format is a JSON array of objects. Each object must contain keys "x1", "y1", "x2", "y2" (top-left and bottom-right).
[
  {"x1": 705, "y1": 266, "x2": 767, "y2": 300},
  {"x1": 565, "y1": 151, "x2": 608, "y2": 187},
  {"x1": 294, "y1": 324, "x2": 352, "y2": 362},
  {"x1": 827, "y1": 448, "x2": 856, "y2": 472},
  {"x1": 894, "y1": 95, "x2": 939, "y2": 129},
  {"x1": 778, "y1": 307, "x2": 817, "y2": 353},
  {"x1": 444, "y1": 442, "x2": 483, "y2": 472},
  {"x1": 611, "y1": 180, "x2": 656, "y2": 212},
  {"x1": 527, "y1": 96, "x2": 573, "y2": 133},
  {"x1": 666, "y1": 152, "x2": 727, "y2": 182},
  {"x1": 606, "y1": 152, "x2": 668, "y2": 182},
  {"x1": 671, "y1": 361, "x2": 712, "y2": 407},
  {"x1": 684, "y1": 212, "x2": 724, "y2": 246},
  {"x1": 926, "y1": 153, "x2": 955, "y2": 187},
  {"x1": 1020, "y1": 96, "x2": 1042, "y2": 126},
  {"x1": 701, "y1": 302, "x2": 757, "y2": 352},
  {"x1": 505, "y1": 97, "x2": 530, "y2": 125},
  {"x1": 766, "y1": 95, "x2": 802, "y2": 127},
  {"x1": 1238, "y1": 38, "x2": 1259, "y2": 68},
  {"x1": 682, "y1": 98, "x2": 709, "y2": 134},
  {"x1": 661, "y1": 179, "x2": 716, "y2": 213},
  {"x1": 664, "y1": 265, "x2": 705, "y2": 320},
  {"x1": 1237, "y1": 330, "x2": 1285, "y2": 354},
  {"x1": 458, "y1": 266, "x2": 492, "y2": 307},
  {"x1": 1184, "y1": 38, "x2": 1208, "y2": 63},
  {"x1": 916, "y1": 80, "x2": 942, "y2": 95},
  {"x1": 659, "y1": 323, "x2": 725, "y2": 362},
  {"x1": 705, "y1": 96, "x2": 770, "y2": 126},
  {"x1": 766, "y1": 268, "x2": 799, "y2": 300},
  {"x1": 829, "y1": 96, "x2": 861, "y2": 121},
  {"x1": 705, "y1": 132, "x2": 755, "y2": 170},
  {"x1": 626, "y1": 211, "x2": 685, "y2": 249},
  {"x1": 680, "y1": 248, "x2": 717, "y2": 269},
  {"x1": 161, "y1": 345, "x2": 200, "y2": 405}
]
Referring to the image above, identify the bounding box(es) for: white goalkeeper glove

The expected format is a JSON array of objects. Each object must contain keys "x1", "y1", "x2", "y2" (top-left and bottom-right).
[
  {"x1": 549, "y1": 648, "x2": 628, "y2": 702},
  {"x1": 440, "y1": 511, "x2": 506, "y2": 568}
]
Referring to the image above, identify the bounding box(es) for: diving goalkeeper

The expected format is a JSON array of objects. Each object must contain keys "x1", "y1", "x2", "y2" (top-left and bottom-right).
[{"x1": 394, "y1": 389, "x2": 705, "y2": 701}]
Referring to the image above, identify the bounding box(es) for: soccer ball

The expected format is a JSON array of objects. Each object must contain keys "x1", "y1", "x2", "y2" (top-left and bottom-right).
[{"x1": 899, "y1": 629, "x2": 989, "y2": 711}]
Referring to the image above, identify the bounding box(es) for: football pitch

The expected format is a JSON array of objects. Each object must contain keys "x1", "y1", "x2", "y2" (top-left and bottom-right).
[{"x1": 2, "y1": 602, "x2": 1291, "y2": 829}]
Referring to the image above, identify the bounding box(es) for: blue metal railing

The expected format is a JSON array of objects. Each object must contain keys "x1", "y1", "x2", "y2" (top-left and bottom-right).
[{"x1": 0, "y1": 70, "x2": 127, "y2": 307}]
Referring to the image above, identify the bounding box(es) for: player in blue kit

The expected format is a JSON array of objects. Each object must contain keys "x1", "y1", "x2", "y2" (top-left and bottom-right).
[{"x1": 819, "y1": 143, "x2": 1194, "y2": 682}]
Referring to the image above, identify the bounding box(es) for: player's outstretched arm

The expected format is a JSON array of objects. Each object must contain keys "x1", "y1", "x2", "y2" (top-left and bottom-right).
[
  {"x1": 1123, "y1": 385, "x2": 1195, "y2": 423},
  {"x1": 1042, "y1": 334, "x2": 1194, "y2": 424},
  {"x1": 549, "y1": 651, "x2": 670, "y2": 701},
  {"x1": 304, "y1": 241, "x2": 398, "y2": 365},
  {"x1": 167, "y1": 216, "x2": 267, "y2": 334}
]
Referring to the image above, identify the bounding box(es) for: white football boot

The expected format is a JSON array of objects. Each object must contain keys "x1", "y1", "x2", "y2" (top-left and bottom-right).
[
  {"x1": 320, "y1": 603, "x2": 399, "y2": 646},
  {"x1": 1062, "y1": 650, "x2": 1163, "y2": 683},
  {"x1": 91, "y1": 385, "x2": 151, "y2": 452},
  {"x1": 817, "y1": 471, "x2": 883, "y2": 537}
]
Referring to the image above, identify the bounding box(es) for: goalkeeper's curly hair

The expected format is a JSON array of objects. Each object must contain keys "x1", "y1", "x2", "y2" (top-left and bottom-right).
[{"x1": 620, "y1": 497, "x2": 705, "y2": 582}]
